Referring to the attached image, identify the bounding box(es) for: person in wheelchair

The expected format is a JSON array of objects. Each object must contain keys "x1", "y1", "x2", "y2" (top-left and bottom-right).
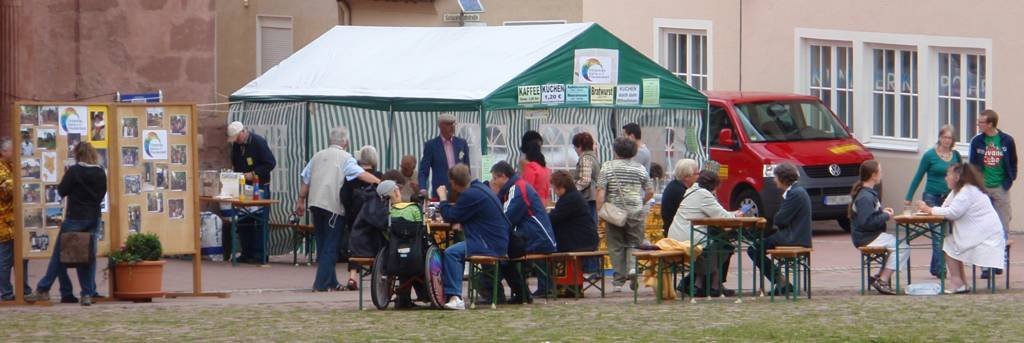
[
  {"x1": 437, "y1": 164, "x2": 510, "y2": 310},
  {"x1": 372, "y1": 180, "x2": 431, "y2": 309}
]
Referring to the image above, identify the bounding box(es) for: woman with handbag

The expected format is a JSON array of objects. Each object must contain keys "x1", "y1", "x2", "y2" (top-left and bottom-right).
[
  {"x1": 596, "y1": 137, "x2": 654, "y2": 293},
  {"x1": 26, "y1": 142, "x2": 107, "y2": 306}
]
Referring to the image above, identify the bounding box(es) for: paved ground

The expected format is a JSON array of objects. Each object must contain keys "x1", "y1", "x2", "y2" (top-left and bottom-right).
[{"x1": 13, "y1": 225, "x2": 1024, "y2": 308}]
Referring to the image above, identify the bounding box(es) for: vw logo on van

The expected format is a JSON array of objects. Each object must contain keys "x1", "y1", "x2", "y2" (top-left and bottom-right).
[{"x1": 828, "y1": 164, "x2": 842, "y2": 177}]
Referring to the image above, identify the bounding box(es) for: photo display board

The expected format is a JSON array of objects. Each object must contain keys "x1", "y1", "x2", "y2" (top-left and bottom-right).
[
  {"x1": 12, "y1": 102, "x2": 199, "y2": 258},
  {"x1": 114, "y1": 104, "x2": 198, "y2": 255},
  {"x1": 14, "y1": 104, "x2": 112, "y2": 258}
]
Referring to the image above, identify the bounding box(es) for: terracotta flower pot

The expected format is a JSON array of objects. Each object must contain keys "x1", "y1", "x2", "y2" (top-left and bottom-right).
[{"x1": 113, "y1": 260, "x2": 166, "y2": 301}]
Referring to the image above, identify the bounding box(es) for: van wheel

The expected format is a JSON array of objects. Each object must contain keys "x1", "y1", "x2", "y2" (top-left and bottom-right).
[
  {"x1": 837, "y1": 217, "x2": 852, "y2": 232},
  {"x1": 732, "y1": 189, "x2": 763, "y2": 219}
]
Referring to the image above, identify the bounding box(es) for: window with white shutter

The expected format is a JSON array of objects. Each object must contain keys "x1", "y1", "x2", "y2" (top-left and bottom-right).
[{"x1": 257, "y1": 16, "x2": 293, "y2": 75}]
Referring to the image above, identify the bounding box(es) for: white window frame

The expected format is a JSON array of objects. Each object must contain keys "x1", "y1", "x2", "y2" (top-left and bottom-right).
[
  {"x1": 256, "y1": 15, "x2": 294, "y2": 76},
  {"x1": 807, "y1": 42, "x2": 854, "y2": 130},
  {"x1": 795, "y1": 28, "x2": 992, "y2": 154},
  {"x1": 502, "y1": 20, "x2": 567, "y2": 26},
  {"x1": 653, "y1": 18, "x2": 713, "y2": 90},
  {"x1": 937, "y1": 49, "x2": 987, "y2": 145},
  {"x1": 456, "y1": 123, "x2": 509, "y2": 179},
  {"x1": 869, "y1": 46, "x2": 918, "y2": 140}
]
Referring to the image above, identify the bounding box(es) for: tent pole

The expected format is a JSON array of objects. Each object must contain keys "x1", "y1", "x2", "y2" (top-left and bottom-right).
[
  {"x1": 479, "y1": 104, "x2": 487, "y2": 153},
  {"x1": 387, "y1": 104, "x2": 394, "y2": 170},
  {"x1": 704, "y1": 104, "x2": 711, "y2": 166}
]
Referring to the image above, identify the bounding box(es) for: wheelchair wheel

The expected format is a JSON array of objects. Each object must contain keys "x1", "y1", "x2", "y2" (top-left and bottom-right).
[
  {"x1": 371, "y1": 248, "x2": 395, "y2": 310},
  {"x1": 424, "y1": 244, "x2": 446, "y2": 308}
]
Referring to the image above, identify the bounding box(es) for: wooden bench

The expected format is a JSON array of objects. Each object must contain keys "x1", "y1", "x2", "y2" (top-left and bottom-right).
[
  {"x1": 550, "y1": 251, "x2": 608, "y2": 299},
  {"x1": 271, "y1": 223, "x2": 316, "y2": 266},
  {"x1": 347, "y1": 257, "x2": 375, "y2": 310},
  {"x1": 631, "y1": 250, "x2": 688, "y2": 304},
  {"x1": 858, "y1": 246, "x2": 889, "y2": 295},
  {"x1": 767, "y1": 247, "x2": 812, "y2": 301},
  {"x1": 466, "y1": 255, "x2": 508, "y2": 309},
  {"x1": 510, "y1": 254, "x2": 555, "y2": 302}
]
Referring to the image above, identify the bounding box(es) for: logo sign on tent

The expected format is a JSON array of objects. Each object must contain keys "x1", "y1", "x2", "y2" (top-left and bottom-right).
[
  {"x1": 616, "y1": 84, "x2": 640, "y2": 105},
  {"x1": 565, "y1": 84, "x2": 590, "y2": 104},
  {"x1": 574, "y1": 48, "x2": 619, "y2": 85},
  {"x1": 590, "y1": 85, "x2": 615, "y2": 105},
  {"x1": 541, "y1": 84, "x2": 565, "y2": 105},
  {"x1": 517, "y1": 85, "x2": 541, "y2": 105}
]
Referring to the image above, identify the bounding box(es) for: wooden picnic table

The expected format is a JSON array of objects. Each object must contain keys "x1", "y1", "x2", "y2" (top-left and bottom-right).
[
  {"x1": 199, "y1": 196, "x2": 280, "y2": 266},
  {"x1": 688, "y1": 216, "x2": 770, "y2": 302},
  {"x1": 893, "y1": 214, "x2": 949, "y2": 294}
]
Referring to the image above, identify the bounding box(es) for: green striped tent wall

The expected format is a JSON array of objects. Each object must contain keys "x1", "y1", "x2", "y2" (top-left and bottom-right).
[
  {"x1": 309, "y1": 103, "x2": 391, "y2": 168},
  {"x1": 228, "y1": 101, "x2": 307, "y2": 256}
]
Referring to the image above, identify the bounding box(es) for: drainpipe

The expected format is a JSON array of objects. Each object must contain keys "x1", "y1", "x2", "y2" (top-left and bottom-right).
[
  {"x1": 337, "y1": 0, "x2": 351, "y2": 25},
  {"x1": 0, "y1": 0, "x2": 19, "y2": 128}
]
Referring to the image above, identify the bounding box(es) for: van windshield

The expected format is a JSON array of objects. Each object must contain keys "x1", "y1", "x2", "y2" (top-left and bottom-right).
[{"x1": 733, "y1": 100, "x2": 850, "y2": 142}]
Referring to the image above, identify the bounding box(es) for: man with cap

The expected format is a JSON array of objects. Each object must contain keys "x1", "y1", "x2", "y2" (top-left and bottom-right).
[
  {"x1": 227, "y1": 121, "x2": 277, "y2": 263},
  {"x1": 294, "y1": 127, "x2": 379, "y2": 292},
  {"x1": 418, "y1": 113, "x2": 470, "y2": 199}
]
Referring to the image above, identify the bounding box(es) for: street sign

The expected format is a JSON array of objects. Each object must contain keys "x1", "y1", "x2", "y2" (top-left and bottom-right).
[{"x1": 443, "y1": 13, "x2": 480, "y2": 22}]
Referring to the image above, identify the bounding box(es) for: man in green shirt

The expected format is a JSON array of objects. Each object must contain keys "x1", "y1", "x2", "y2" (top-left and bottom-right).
[{"x1": 968, "y1": 109, "x2": 1018, "y2": 278}]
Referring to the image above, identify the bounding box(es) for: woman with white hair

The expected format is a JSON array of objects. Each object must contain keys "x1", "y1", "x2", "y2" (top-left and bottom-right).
[
  {"x1": 339, "y1": 145, "x2": 384, "y2": 290},
  {"x1": 660, "y1": 159, "x2": 698, "y2": 237}
]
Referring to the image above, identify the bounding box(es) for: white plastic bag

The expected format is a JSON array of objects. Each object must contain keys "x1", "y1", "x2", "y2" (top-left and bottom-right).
[
  {"x1": 200, "y1": 211, "x2": 224, "y2": 261},
  {"x1": 906, "y1": 283, "x2": 941, "y2": 296}
]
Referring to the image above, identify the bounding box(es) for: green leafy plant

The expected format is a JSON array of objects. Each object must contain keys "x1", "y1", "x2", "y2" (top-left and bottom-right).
[{"x1": 108, "y1": 232, "x2": 163, "y2": 264}]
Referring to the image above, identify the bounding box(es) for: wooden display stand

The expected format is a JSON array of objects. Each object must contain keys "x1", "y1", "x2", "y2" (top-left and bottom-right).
[{"x1": 7, "y1": 102, "x2": 225, "y2": 305}]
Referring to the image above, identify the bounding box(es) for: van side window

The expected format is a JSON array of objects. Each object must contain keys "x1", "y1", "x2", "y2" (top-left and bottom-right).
[{"x1": 707, "y1": 105, "x2": 736, "y2": 148}]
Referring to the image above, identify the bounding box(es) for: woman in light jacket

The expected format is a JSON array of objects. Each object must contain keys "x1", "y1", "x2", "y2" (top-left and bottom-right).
[
  {"x1": 918, "y1": 162, "x2": 1007, "y2": 294},
  {"x1": 667, "y1": 170, "x2": 740, "y2": 297}
]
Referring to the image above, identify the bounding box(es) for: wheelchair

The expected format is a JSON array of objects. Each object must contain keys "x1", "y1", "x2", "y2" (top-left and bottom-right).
[{"x1": 369, "y1": 205, "x2": 446, "y2": 310}]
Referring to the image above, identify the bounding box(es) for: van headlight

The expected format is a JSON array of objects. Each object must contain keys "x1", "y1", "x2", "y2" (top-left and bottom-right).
[{"x1": 763, "y1": 164, "x2": 778, "y2": 178}]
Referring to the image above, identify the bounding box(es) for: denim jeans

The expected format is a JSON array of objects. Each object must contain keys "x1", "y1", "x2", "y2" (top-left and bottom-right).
[
  {"x1": 239, "y1": 184, "x2": 271, "y2": 261},
  {"x1": 923, "y1": 192, "x2": 947, "y2": 277},
  {"x1": 311, "y1": 207, "x2": 342, "y2": 290},
  {"x1": 36, "y1": 219, "x2": 99, "y2": 298},
  {"x1": 442, "y1": 241, "x2": 467, "y2": 298},
  {"x1": 0, "y1": 240, "x2": 31, "y2": 299}
]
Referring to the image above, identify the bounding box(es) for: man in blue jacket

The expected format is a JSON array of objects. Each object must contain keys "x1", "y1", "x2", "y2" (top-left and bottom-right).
[
  {"x1": 228, "y1": 121, "x2": 277, "y2": 263},
  {"x1": 488, "y1": 161, "x2": 557, "y2": 302},
  {"x1": 746, "y1": 162, "x2": 812, "y2": 295},
  {"x1": 438, "y1": 164, "x2": 510, "y2": 310},
  {"x1": 969, "y1": 109, "x2": 1017, "y2": 278},
  {"x1": 419, "y1": 113, "x2": 471, "y2": 199}
]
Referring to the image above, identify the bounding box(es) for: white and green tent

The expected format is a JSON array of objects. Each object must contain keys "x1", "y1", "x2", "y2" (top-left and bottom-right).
[{"x1": 229, "y1": 23, "x2": 708, "y2": 234}]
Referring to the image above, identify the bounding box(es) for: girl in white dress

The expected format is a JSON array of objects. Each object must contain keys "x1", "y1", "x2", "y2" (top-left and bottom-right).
[{"x1": 918, "y1": 162, "x2": 1007, "y2": 294}]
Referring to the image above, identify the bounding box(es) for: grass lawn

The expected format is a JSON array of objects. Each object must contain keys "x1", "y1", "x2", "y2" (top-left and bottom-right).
[{"x1": 1, "y1": 291, "x2": 1021, "y2": 342}]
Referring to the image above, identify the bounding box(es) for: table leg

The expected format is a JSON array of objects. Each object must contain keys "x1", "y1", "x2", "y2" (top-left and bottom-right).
[
  {"x1": 736, "y1": 227, "x2": 743, "y2": 303},
  {"x1": 938, "y1": 223, "x2": 946, "y2": 294},
  {"x1": 655, "y1": 257, "x2": 663, "y2": 304},
  {"x1": 689, "y1": 229, "x2": 697, "y2": 302},
  {"x1": 231, "y1": 210, "x2": 239, "y2": 267},
  {"x1": 758, "y1": 230, "x2": 765, "y2": 296},
  {"x1": 895, "y1": 224, "x2": 902, "y2": 295},
  {"x1": 262, "y1": 206, "x2": 270, "y2": 265}
]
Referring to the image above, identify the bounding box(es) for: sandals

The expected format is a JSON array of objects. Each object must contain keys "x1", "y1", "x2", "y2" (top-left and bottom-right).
[{"x1": 346, "y1": 279, "x2": 358, "y2": 291}]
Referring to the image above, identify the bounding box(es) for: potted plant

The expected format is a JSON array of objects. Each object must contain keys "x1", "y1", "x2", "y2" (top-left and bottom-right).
[{"x1": 109, "y1": 232, "x2": 165, "y2": 301}]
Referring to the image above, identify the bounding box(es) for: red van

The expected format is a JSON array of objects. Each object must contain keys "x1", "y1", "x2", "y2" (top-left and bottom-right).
[{"x1": 704, "y1": 91, "x2": 874, "y2": 231}]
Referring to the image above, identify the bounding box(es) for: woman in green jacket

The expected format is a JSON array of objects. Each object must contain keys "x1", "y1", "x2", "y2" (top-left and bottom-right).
[{"x1": 904, "y1": 125, "x2": 961, "y2": 277}]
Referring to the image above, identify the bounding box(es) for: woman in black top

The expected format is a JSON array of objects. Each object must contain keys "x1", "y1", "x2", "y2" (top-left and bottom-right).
[
  {"x1": 27, "y1": 142, "x2": 107, "y2": 306},
  {"x1": 549, "y1": 171, "x2": 599, "y2": 252},
  {"x1": 339, "y1": 145, "x2": 383, "y2": 290}
]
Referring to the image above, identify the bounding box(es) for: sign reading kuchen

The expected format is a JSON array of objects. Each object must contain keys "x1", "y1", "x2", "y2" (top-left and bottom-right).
[
  {"x1": 517, "y1": 85, "x2": 541, "y2": 105},
  {"x1": 616, "y1": 84, "x2": 640, "y2": 105},
  {"x1": 573, "y1": 48, "x2": 619, "y2": 85},
  {"x1": 541, "y1": 84, "x2": 565, "y2": 105}
]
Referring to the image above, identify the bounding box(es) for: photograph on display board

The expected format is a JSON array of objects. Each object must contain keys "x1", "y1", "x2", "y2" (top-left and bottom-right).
[
  {"x1": 170, "y1": 145, "x2": 187, "y2": 165},
  {"x1": 36, "y1": 128, "x2": 56, "y2": 150},
  {"x1": 44, "y1": 207, "x2": 62, "y2": 228},
  {"x1": 168, "y1": 199, "x2": 184, "y2": 219},
  {"x1": 90, "y1": 110, "x2": 106, "y2": 142},
  {"x1": 97, "y1": 149, "x2": 108, "y2": 168},
  {"x1": 59, "y1": 106, "x2": 88, "y2": 136},
  {"x1": 67, "y1": 133, "x2": 81, "y2": 156},
  {"x1": 19, "y1": 127, "x2": 34, "y2": 157},
  {"x1": 170, "y1": 115, "x2": 187, "y2": 136},
  {"x1": 44, "y1": 184, "x2": 60, "y2": 204},
  {"x1": 142, "y1": 162, "x2": 155, "y2": 191},
  {"x1": 170, "y1": 171, "x2": 187, "y2": 192},
  {"x1": 127, "y1": 205, "x2": 142, "y2": 233},
  {"x1": 155, "y1": 163, "x2": 168, "y2": 190},
  {"x1": 29, "y1": 230, "x2": 50, "y2": 252},
  {"x1": 22, "y1": 183, "x2": 40, "y2": 204},
  {"x1": 122, "y1": 117, "x2": 139, "y2": 138},
  {"x1": 147, "y1": 192, "x2": 164, "y2": 213},
  {"x1": 40, "y1": 151, "x2": 57, "y2": 182},
  {"x1": 20, "y1": 105, "x2": 38, "y2": 126},
  {"x1": 23, "y1": 208, "x2": 42, "y2": 229},
  {"x1": 124, "y1": 175, "x2": 141, "y2": 195},
  {"x1": 121, "y1": 147, "x2": 139, "y2": 167},
  {"x1": 146, "y1": 107, "x2": 164, "y2": 127},
  {"x1": 39, "y1": 106, "x2": 58, "y2": 126},
  {"x1": 21, "y1": 158, "x2": 40, "y2": 179}
]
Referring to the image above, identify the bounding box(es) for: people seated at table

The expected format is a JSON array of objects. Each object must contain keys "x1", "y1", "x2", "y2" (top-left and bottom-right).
[
  {"x1": 489, "y1": 161, "x2": 557, "y2": 302},
  {"x1": 746, "y1": 162, "x2": 810, "y2": 295},
  {"x1": 849, "y1": 160, "x2": 908, "y2": 295},
  {"x1": 917, "y1": 162, "x2": 1007, "y2": 294},
  {"x1": 668, "y1": 170, "x2": 741, "y2": 297},
  {"x1": 438, "y1": 164, "x2": 510, "y2": 310},
  {"x1": 661, "y1": 159, "x2": 698, "y2": 238},
  {"x1": 550, "y1": 170, "x2": 599, "y2": 252}
]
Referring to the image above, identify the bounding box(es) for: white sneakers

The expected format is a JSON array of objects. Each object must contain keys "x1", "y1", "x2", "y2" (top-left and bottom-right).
[{"x1": 444, "y1": 296, "x2": 466, "y2": 310}]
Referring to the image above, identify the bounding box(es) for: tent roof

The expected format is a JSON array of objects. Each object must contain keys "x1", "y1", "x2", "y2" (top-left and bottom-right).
[{"x1": 231, "y1": 23, "x2": 706, "y2": 111}]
